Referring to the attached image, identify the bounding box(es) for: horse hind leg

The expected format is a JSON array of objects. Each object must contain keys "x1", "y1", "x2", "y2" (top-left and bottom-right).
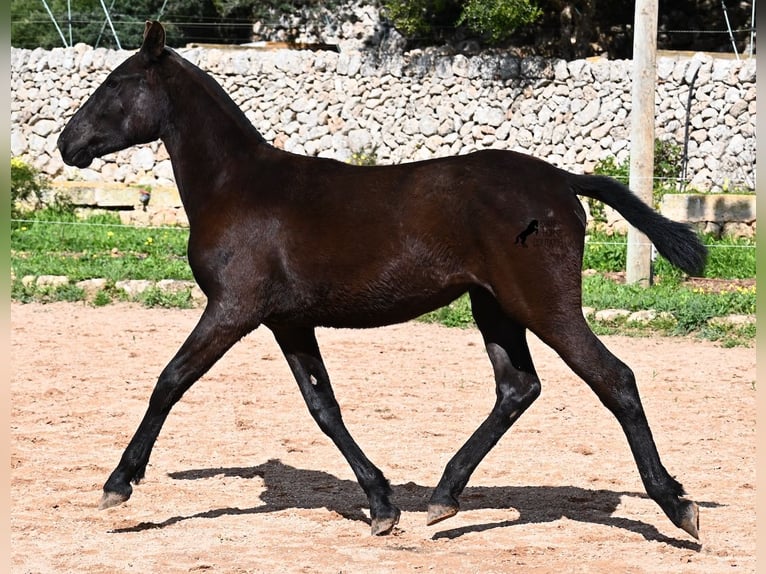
[
  {"x1": 536, "y1": 314, "x2": 699, "y2": 539},
  {"x1": 271, "y1": 325, "x2": 401, "y2": 536},
  {"x1": 427, "y1": 287, "x2": 541, "y2": 525}
]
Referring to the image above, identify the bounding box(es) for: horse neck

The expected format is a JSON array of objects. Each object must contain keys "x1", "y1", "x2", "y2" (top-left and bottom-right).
[{"x1": 159, "y1": 55, "x2": 267, "y2": 213}]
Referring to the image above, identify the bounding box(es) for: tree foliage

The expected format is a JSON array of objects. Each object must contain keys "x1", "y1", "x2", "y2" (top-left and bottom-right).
[
  {"x1": 382, "y1": 0, "x2": 542, "y2": 46},
  {"x1": 10, "y1": 0, "x2": 219, "y2": 49},
  {"x1": 457, "y1": 0, "x2": 542, "y2": 44},
  {"x1": 12, "y1": 0, "x2": 754, "y2": 58},
  {"x1": 382, "y1": 0, "x2": 754, "y2": 57}
]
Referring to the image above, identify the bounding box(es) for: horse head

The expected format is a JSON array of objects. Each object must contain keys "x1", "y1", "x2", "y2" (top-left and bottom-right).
[{"x1": 58, "y1": 21, "x2": 171, "y2": 168}]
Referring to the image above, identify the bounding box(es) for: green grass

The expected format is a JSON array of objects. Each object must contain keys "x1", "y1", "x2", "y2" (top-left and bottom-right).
[
  {"x1": 581, "y1": 274, "x2": 755, "y2": 333},
  {"x1": 11, "y1": 208, "x2": 756, "y2": 345},
  {"x1": 422, "y1": 233, "x2": 755, "y2": 345},
  {"x1": 420, "y1": 276, "x2": 755, "y2": 346},
  {"x1": 583, "y1": 231, "x2": 756, "y2": 279},
  {"x1": 12, "y1": 208, "x2": 192, "y2": 282}
]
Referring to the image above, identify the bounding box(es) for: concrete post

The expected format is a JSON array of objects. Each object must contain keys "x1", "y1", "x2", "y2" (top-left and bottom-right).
[{"x1": 626, "y1": 0, "x2": 658, "y2": 286}]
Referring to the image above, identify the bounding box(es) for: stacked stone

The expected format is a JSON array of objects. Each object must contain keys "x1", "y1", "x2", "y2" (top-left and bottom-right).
[{"x1": 11, "y1": 45, "x2": 755, "y2": 193}]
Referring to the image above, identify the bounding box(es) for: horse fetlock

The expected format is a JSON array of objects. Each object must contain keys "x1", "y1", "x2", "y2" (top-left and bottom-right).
[{"x1": 132, "y1": 464, "x2": 148, "y2": 485}]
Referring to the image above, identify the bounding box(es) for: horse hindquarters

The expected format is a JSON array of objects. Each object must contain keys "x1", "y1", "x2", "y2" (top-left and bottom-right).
[{"x1": 457, "y1": 201, "x2": 699, "y2": 539}]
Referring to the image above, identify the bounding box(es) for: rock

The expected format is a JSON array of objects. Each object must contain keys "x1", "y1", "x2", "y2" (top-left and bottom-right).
[
  {"x1": 627, "y1": 309, "x2": 657, "y2": 324},
  {"x1": 76, "y1": 278, "x2": 108, "y2": 298},
  {"x1": 36, "y1": 275, "x2": 69, "y2": 288},
  {"x1": 594, "y1": 309, "x2": 632, "y2": 322},
  {"x1": 419, "y1": 116, "x2": 439, "y2": 137},
  {"x1": 707, "y1": 314, "x2": 756, "y2": 328},
  {"x1": 156, "y1": 279, "x2": 197, "y2": 294},
  {"x1": 626, "y1": 310, "x2": 675, "y2": 325},
  {"x1": 347, "y1": 129, "x2": 371, "y2": 152},
  {"x1": 115, "y1": 279, "x2": 154, "y2": 298},
  {"x1": 575, "y1": 98, "x2": 600, "y2": 125},
  {"x1": 473, "y1": 106, "x2": 505, "y2": 127}
]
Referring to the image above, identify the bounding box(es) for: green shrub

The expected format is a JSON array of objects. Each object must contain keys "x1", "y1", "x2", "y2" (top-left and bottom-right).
[
  {"x1": 457, "y1": 0, "x2": 542, "y2": 43},
  {"x1": 11, "y1": 157, "x2": 47, "y2": 218},
  {"x1": 584, "y1": 232, "x2": 755, "y2": 280},
  {"x1": 11, "y1": 279, "x2": 85, "y2": 304},
  {"x1": 685, "y1": 235, "x2": 755, "y2": 279},
  {"x1": 582, "y1": 233, "x2": 626, "y2": 272},
  {"x1": 383, "y1": 0, "x2": 541, "y2": 45},
  {"x1": 420, "y1": 294, "x2": 474, "y2": 327},
  {"x1": 348, "y1": 147, "x2": 379, "y2": 166},
  {"x1": 92, "y1": 289, "x2": 113, "y2": 307},
  {"x1": 138, "y1": 286, "x2": 195, "y2": 309}
]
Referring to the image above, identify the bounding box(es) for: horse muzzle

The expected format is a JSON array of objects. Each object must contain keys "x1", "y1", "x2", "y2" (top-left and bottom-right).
[{"x1": 57, "y1": 133, "x2": 94, "y2": 168}]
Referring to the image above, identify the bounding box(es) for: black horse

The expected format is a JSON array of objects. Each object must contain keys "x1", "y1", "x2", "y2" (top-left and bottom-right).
[{"x1": 58, "y1": 21, "x2": 705, "y2": 539}]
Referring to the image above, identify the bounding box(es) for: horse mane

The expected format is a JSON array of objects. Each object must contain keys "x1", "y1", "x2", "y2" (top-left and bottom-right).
[{"x1": 163, "y1": 47, "x2": 267, "y2": 144}]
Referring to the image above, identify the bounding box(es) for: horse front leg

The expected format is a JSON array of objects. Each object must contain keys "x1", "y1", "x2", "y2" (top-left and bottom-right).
[
  {"x1": 271, "y1": 325, "x2": 401, "y2": 535},
  {"x1": 100, "y1": 303, "x2": 253, "y2": 509}
]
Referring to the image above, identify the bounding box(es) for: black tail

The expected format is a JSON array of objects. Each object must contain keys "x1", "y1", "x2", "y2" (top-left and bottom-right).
[{"x1": 570, "y1": 174, "x2": 707, "y2": 276}]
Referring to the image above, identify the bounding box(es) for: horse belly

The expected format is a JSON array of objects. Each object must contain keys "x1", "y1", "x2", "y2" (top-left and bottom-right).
[
  {"x1": 266, "y1": 263, "x2": 472, "y2": 330},
  {"x1": 319, "y1": 281, "x2": 469, "y2": 329}
]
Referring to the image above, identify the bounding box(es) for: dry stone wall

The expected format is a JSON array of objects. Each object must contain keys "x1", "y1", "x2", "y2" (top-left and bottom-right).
[{"x1": 11, "y1": 45, "x2": 756, "y2": 198}]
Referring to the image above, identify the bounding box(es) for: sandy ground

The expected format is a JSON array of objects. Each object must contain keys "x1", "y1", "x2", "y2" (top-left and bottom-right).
[{"x1": 11, "y1": 302, "x2": 755, "y2": 573}]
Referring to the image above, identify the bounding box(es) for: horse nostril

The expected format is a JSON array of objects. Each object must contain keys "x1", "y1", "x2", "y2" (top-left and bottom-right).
[
  {"x1": 57, "y1": 136, "x2": 72, "y2": 161},
  {"x1": 57, "y1": 130, "x2": 71, "y2": 153}
]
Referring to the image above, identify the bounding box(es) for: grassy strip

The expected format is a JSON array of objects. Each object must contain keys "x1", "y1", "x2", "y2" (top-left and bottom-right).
[
  {"x1": 11, "y1": 209, "x2": 756, "y2": 346},
  {"x1": 12, "y1": 209, "x2": 192, "y2": 282},
  {"x1": 583, "y1": 231, "x2": 756, "y2": 279},
  {"x1": 420, "y1": 275, "x2": 755, "y2": 346}
]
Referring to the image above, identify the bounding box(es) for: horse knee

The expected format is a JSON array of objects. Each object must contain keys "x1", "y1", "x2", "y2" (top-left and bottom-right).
[
  {"x1": 148, "y1": 365, "x2": 191, "y2": 413},
  {"x1": 496, "y1": 375, "x2": 540, "y2": 419}
]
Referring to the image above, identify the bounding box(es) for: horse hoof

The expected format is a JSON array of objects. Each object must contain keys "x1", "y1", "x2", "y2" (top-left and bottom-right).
[
  {"x1": 426, "y1": 503, "x2": 458, "y2": 526},
  {"x1": 678, "y1": 499, "x2": 699, "y2": 540},
  {"x1": 99, "y1": 491, "x2": 129, "y2": 510},
  {"x1": 371, "y1": 509, "x2": 401, "y2": 536}
]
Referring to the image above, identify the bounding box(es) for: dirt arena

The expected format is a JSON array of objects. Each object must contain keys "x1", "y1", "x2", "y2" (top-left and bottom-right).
[{"x1": 11, "y1": 302, "x2": 755, "y2": 573}]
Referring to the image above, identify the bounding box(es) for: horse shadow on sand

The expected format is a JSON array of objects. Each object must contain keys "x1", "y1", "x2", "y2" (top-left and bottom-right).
[{"x1": 110, "y1": 458, "x2": 714, "y2": 549}]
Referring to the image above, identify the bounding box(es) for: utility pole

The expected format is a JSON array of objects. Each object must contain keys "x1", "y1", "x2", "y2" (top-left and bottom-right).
[{"x1": 626, "y1": 0, "x2": 658, "y2": 286}]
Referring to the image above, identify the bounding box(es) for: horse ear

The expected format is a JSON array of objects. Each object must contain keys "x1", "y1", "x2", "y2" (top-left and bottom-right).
[{"x1": 141, "y1": 21, "x2": 166, "y2": 60}]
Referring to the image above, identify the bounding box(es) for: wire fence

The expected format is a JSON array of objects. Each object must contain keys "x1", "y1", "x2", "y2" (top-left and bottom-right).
[{"x1": 10, "y1": 11, "x2": 757, "y2": 51}]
